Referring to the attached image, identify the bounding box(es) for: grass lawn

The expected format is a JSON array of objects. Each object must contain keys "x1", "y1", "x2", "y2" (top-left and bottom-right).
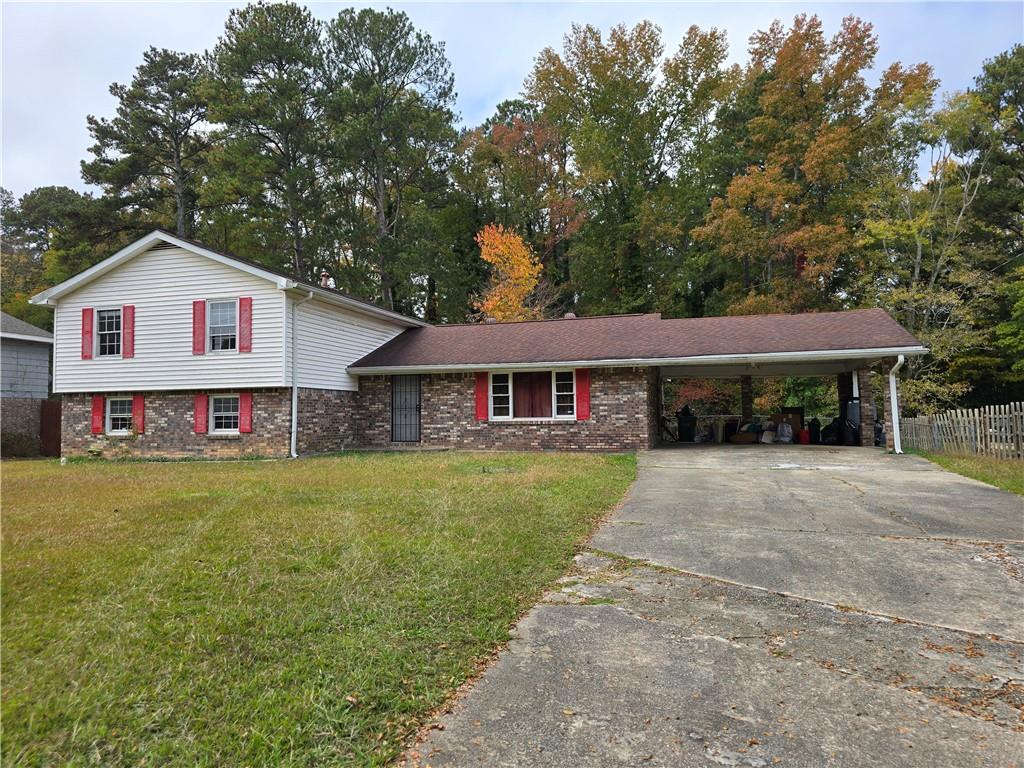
[
  {"x1": 915, "y1": 451, "x2": 1024, "y2": 495},
  {"x1": 1, "y1": 452, "x2": 635, "y2": 766}
]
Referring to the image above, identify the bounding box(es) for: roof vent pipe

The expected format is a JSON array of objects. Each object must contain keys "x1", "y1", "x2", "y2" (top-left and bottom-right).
[
  {"x1": 564, "y1": 312, "x2": 577, "y2": 319},
  {"x1": 320, "y1": 270, "x2": 331, "y2": 288}
]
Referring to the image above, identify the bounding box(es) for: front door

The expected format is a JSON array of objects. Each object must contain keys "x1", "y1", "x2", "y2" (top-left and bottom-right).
[{"x1": 391, "y1": 375, "x2": 421, "y2": 443}]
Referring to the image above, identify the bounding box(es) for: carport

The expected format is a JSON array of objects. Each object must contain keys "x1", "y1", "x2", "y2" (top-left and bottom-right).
[
  {"x1": 659, "y1": 350, "x2": 909, "y2": 450},
  {"x1": 645, "y1": 311, "x2": 930, "y2": 452}
]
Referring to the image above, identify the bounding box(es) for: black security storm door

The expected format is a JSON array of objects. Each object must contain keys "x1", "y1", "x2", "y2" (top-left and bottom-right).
[{"x1": 391, "y1": 375, "x2": 421, "y2": 442}]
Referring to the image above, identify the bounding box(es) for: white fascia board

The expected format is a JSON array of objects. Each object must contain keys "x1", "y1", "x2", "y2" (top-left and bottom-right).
[
  {"x1": 347, "y1": 345, "x2": 930, "y2": 376},
  {"x1": 0, "y1": 332, "x2": 54, "y2": 344},
  {"x1": 284, "y1": 285, "x2": 425, "y2": 328},
  {"x1": 30, "y1": 231, "x2": 292, "y2": 305}
]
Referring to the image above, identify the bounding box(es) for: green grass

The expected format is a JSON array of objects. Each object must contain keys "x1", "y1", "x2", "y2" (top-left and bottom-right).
[
  {"x1": 915, "y1": 451, "x2": 1024, "y2": 495},
  {"x1": 1, "y1": 452, "x2": 635, "y2": 767}
]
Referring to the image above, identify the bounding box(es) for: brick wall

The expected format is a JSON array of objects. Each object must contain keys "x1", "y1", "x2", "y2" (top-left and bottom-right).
[
  {"x1": 355, "y1": 367, "x2": 654, "y2": 451},
  {"x1": 61, "y1": 388, "x2": 291, "y2": 459},
  {"x1": 296, "y1": 387, "x2": 358, "y2": 454},
  {"x1": 1, "y1": 397, "x2": 42, "y2": 451}
]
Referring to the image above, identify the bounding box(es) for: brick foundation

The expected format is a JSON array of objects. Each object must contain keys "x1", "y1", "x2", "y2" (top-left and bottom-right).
[
  {"x1": 296, "y1": 387, "x2": 359, "y2": 454},
  {"x1": 61, "y1": 389, "x2": 292, "y2": 459},
  {"x1": 1, "y1": 397, "x2": 42, "y2": 449},
  {"x1": 355, "y1": 367, "x2": 656, "y2": 451}
]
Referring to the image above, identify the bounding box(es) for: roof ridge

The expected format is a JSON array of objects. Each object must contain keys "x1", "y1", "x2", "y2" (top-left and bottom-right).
[{"x1": 433, "y1": 312, "x2": 658, "y2": 328}]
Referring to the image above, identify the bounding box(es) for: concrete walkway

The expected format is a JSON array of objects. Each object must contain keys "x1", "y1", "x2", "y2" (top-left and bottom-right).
[{"x1": 408, "y1": 446, "x2": 1024, "y2": 767}]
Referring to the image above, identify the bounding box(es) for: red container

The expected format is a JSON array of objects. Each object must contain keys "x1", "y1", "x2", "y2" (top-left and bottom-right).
[{"x1": 797, "y1": 428, "x2": 811, "y2": 445}]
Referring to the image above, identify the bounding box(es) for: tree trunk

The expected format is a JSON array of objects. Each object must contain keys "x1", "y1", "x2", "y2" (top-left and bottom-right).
[
  {"x1": 426, "y1": 275, "x2": 438, "y2": 323},
  {"x1": 374, "y1": 158, "x2": 395, "y2": 311}
]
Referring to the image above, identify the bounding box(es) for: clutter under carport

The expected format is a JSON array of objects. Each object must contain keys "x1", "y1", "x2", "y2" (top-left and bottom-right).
[{"x1": 672, "y1": 402, "x2": 884, "y2": 447}]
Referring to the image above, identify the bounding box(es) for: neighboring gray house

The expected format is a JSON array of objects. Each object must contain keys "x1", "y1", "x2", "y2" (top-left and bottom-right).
[{"x1": 1, "y1": 311, "x2": 53, "y2": 451}]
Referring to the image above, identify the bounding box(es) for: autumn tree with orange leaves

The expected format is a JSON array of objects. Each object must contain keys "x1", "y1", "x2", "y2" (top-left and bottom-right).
[{"x1": 474, "y1": 224, "x2": 544, "y2": 322}]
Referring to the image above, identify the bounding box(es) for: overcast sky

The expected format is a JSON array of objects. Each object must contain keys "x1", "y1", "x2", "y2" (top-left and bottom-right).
[{"x1": 2, "y1": 1, "x2": 1021, "y2": 199}]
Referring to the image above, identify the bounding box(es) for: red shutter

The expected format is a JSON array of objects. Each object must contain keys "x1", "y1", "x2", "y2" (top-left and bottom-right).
[
  {"x1": 192, "y1": 300, "x2": 206, "y2": 355},
  {"x1": 81, "y1": 308, "x2": 94, "y2": 359},
  {"x1": 575, "y1": 368, "x2": 591, "y2": 420},
  {"x1": 238, "y1": 297, "x2": 252, "y2": 353},
  {"x1": 474, "y1": 373, "x2": 489, "y2": 421},
  {"x1": 194, "y1": 394, "x2": 208, "y2": 433},
  {"x1": 132, "y1": 394, "x2": 145, "y2": 433},
  {"x1": 122, "y1": 305, "x2": 135, "y2": 358},
  {"x1": 91, "y1": 395, "x2": 104, "y2": 433},
  {"x1": 239, "y1": 392, "x2": 253, "y2": 433}
]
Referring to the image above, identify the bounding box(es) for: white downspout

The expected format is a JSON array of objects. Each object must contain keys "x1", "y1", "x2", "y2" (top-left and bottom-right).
[
  {"x1": 888, "y1": 354, "x2": 905, "y2": 454},
  {"x1": 851, "y1": 369, "x2": 859, "y2": 399},
  {"x1": 290, "y1": 291, "x2": 315, "y2": 458}
]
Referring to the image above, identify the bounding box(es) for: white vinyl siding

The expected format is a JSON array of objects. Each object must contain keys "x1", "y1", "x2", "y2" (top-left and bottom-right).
[
  {"x1": 52, "y1": 246, "x2": 286, "y2": 392},
  {"x1": 290, "y1": 297, "x2": 406, "y2": 391}
]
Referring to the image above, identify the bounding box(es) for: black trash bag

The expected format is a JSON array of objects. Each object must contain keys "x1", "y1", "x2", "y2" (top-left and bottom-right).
[{"x1": 820, "y1": 417, "x2": 843, "y2": 445}]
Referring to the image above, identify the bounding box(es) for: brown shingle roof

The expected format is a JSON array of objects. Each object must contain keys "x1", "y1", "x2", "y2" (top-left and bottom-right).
[{"x1": 349, "y1": 309, "x2": 924, "y2": 371}]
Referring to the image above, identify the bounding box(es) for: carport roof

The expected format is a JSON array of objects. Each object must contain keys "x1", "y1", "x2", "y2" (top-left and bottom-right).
[{"x1": 349, "y1": 308, "x2": 927, "y2": 374}]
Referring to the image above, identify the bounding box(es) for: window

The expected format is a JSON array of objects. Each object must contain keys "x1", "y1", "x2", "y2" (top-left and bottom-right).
[
  {"x1": 106, "y1": 397, "x2": 133, "y2": 434},
  {"x1": 490, "y1": 370, "x2": 576, "y2": 419},
  {"x1": 210, "y1": 394, "x2": 240, "y2": 433},
  {"x1": 208, "y1": 300, "x2": 237, "y2": 351},
  {"x1": 554, "y1": 371, "x2": 575, "y2": 417},
  {"x1": 97, "y1": 309, "x2": 121, "y2": 357},
  {"x1": 490, "y1": 373, "x2": 511, "y2": 418}
]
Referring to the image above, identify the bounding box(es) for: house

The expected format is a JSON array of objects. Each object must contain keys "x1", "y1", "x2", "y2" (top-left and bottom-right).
[
  {"x1": 1, "y1": 311, "x2": 53, "y2": 452},
  {"x1": 31, "y1": 230, "x2": 928, "y2": 458}
]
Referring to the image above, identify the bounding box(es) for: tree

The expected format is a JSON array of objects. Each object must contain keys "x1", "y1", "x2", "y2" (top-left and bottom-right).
[
  {"x1": 527, "y1": 22, "x2": 729, "y2": 314},
  {"x1": 456, "y1": 100, "x2": 581, "y2": 283},
  {"x1": 474, "y1": 224, "x2": 543, "y2": 321},
  {"x1": 322, "y1": 7, "x2": 456, "y2": 311},
  {"x1": 82, "y1": 48, "x2": 210, "y2": 237},
  {"x1": 695, "y1": 15, "x2": 935, "y2": 314},
  {"x1": 859, "y1": 90, "x2": 1008, "y2": 411},
  {"x1": 204, "y1": 1, "x2": 326, "y2": 278}
]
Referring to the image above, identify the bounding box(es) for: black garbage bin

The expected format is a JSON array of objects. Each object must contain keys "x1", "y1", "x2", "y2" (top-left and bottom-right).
[{"x1": 676, "y1": 405, "x2": 697, "y2": 442}]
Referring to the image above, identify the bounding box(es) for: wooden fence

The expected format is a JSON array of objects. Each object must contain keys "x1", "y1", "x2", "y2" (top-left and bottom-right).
[{"x1": 900, "y1": 403, "x2": 1024, "y2": 459}]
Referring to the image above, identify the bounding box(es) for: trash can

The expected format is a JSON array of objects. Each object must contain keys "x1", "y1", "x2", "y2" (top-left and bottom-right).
[
  {"x1": 808, "y1": 418, "x2": 821, "y2": 444},
  {"x1": 676, "y1": 406, "x2": 697, "y2": 442}
]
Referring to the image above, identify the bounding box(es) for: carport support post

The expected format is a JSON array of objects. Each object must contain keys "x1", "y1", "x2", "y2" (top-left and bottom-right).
[
  {"x1": 883, "y1": 356, "x2": 905, "y2": 454},
  {"x1": 740, "y1": 375, "x2": 753, "y2": 422}
]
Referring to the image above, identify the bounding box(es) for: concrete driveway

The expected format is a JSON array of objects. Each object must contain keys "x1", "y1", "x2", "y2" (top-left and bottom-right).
[{"x1": 409, "y1": 447, "x2": 1024, "y2": 767}]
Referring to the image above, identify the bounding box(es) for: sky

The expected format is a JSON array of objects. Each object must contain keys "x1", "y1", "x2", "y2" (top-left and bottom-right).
[{"x1": 2, "y1": 1, "x2": 1021, "y2": 200}]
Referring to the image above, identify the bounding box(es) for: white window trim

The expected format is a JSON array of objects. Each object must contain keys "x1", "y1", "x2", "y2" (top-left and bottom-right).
[
  {"x1": 488, "y1": 370, "x2": 576, "y2": 421},
  {"x1": 489, "y1": 371, "x2": 512, "y2": 421},
  {"x1": 95, "y1": 306, "x2": 123, "y2": 359},
  {"x1": 105, "y1": 396, "x2": 133, "y2": 435},
  {"x1": 209, "y1": 392, "x2": 241, "y2": 434},
  {"x1": 552, "y1": 369, "x2": 576, "y2": 420},
  {"x1": 206, "y1": 297, "x2": 240, "y2": 355}
]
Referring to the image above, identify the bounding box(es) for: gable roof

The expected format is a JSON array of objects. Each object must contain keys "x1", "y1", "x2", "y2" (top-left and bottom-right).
[
  {"x1": 349, "y1": 309, "x2": 927, "y2": 373},
  {"x1": 1, "y1": 311, "x2": 53, "y2": 343},
  {"x1": 29, "y1": 230, "x2": 424, "y2": 328}
]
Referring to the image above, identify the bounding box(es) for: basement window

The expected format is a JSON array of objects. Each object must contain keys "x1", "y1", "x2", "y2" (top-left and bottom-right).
[
  {"x1": 105, "y1": 396, "x2": 133, "y2": 434},
  {"x1": 210, "y1": 394, "x2": 240, "y2": 433}
]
